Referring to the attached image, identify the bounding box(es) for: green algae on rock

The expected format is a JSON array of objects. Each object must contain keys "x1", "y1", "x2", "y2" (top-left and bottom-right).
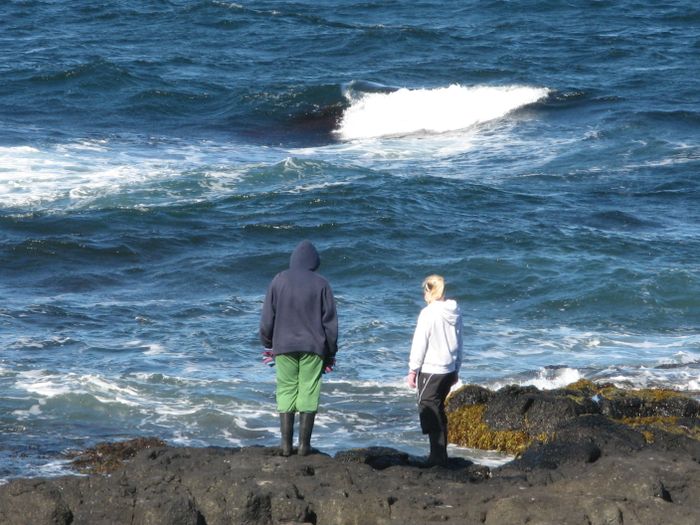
[{"x1": 446, "y1": 380, "x2": 700, "y2": 455}]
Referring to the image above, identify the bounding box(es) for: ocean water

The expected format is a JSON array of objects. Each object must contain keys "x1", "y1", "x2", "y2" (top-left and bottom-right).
[{"x1": 1, "y1": 0, "x2": 699, "y2": 481}]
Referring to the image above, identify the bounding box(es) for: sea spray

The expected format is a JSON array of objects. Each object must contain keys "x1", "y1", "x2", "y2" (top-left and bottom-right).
[{"x1": 336, "y1": 84, "x2": 550, "y2": 140}]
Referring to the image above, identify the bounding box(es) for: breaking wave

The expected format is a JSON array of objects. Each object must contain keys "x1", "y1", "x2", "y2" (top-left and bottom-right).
[{"x1": 335, "y1": 84, "x2": 550, "y2": 140}]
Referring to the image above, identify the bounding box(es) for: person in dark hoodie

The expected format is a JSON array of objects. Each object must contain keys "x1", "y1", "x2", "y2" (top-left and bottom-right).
[
  {"x1": 407, "y1": 274, "x2": 462, "y2": 466},
  {"x1": 260, "y1": 240, "x2": 338, "y2": 456}
]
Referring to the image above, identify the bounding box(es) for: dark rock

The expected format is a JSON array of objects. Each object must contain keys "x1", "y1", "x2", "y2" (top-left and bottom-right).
[
  {"x1": 599, "y1": 391, "x2": 700, "y2": 420},
  {"x1": 513, "y1": 437, "x2": 602, "y2": 470},
  {"x1": 645, "y1": 421, "x2": 700, "y2": 457},
  {"x1": 482, "y1": 385, "x2": 599, "y2": 434},
  {"x1": 554, "y1": 414, "x2": 647, "y2": 455},
  {"x1": 445, "y1": 383, "x2": 493, "y2": 412},
  {"x1": 0, "y1": 480, "x2": 73, "y2": 525},
  {"x1": 448, "y1": 381, "x2": 700, "y2": 458},
  {"x1": 67, "y1": 437, "x2": 167, "y2": 474},
  {"x1": 3, "y1": 384, "x2": 700, "y2": 524},
  {"x1": 480, "y1": 384, "x2": 539, "y2": 430},
  {"x1": 334, "y1": 446, "x2": 410, "y2": 469},
  {"x1": 2, "y1": 442, "x2": 700, "y2": 525}
]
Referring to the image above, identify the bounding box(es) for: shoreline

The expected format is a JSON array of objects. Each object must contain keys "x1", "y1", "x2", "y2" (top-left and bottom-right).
[
  {"x1": 2, "y1": 382, "x2": 700, "y2": 524},
  {"x1": 1, "y1": 440, "x2": 699, "y2": 524}
]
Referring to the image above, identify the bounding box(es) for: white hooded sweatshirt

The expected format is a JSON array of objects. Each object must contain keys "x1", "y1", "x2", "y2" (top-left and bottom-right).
[{"x1": 409, "y1": 299, "x2": 463, "y2": 375}]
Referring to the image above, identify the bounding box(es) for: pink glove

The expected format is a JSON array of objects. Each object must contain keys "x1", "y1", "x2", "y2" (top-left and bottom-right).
[
  {"x1": 262, "y1": 350, "x2": 275, "y2": 367},
  {"x1": 407, "y1": 371, "x2": 417, "y2": 389}
]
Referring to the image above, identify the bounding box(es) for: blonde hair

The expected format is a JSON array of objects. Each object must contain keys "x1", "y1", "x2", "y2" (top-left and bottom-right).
[{"x1": 422, "y1": 274, "x2": 445, "y2": 302}]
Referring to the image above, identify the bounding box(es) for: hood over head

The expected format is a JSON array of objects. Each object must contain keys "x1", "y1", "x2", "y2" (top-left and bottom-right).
[
  {"x1": 289, "y1": 240, "x2": 320, "y2": 271},
  {"x1": 432, "y1": 299, "x2": 461, "y2": 325}
]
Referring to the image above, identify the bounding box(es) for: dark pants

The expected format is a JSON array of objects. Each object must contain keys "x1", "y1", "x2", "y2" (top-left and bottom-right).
[{"x1": 416, "y1": 371, "x2": 457, "y2": 435}]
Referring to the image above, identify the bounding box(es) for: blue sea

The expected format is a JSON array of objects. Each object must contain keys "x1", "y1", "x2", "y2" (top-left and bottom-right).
[{"x1": 1, "y1": 0, "x2": 699, "y2": 481}]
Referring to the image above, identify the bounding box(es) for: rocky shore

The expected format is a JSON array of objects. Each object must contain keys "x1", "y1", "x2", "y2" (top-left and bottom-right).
[{"x1": 2, "y1": 381, "x2": 700, "y2": 524}]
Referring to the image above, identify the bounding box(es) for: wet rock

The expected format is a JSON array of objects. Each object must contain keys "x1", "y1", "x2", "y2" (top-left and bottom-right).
[
  {"x1": 0, "y1": 480, "x2": 73, "y2": 525},
  {"x1": 1, "y1": 442, "x2": 699, "y2": 524},
  {"x1": 445, "y1": 383, "x2": 493, "y2": 411},
  {"x1": 483, "y1": 385, "x2": 600, "y2": 434},
  {"x1": 447, "y1": 381, "x2": 700, "y2": 456},
  {"x1": 2, "y1": 383, "x2": 700, "y2": 524},
  {"x1": 597, "y1": 387, "x2": 700, "y2": 419},
  {"x1": 66, "y1": 437, "x2": 167, "y2": 474},
  {"x1": 334, "y1": 446, "x2": 410, "y2": 469},
  {"x1": 514, "y1": 436, "x2": 602, "y2": 470}
]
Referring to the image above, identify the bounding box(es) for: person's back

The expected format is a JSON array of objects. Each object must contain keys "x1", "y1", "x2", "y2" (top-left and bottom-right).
[
  {"x1": 261, "y1": 241, "x2": 337, "y2": 357},
  {"x1": 260, "y1": 240, "x2": 338, "y2": 456},
  {"x1": 407, "y1": 274, "x2": 462, "y2": 466}
]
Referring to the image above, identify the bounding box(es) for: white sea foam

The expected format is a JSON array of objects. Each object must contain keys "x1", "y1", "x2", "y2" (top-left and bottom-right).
[
  {"x1": 9, "y1": 337, "x2": 48, "y2": 349},
  {"x1": 15, "y1": 370, "x2": 72, "y2": 397},
  {"x1": 170, "y1": 431, "x2": 205, "y2": 447},
  {"x1": 324, "y1": 377, "x2": 407, "y2": 390},
  {"x1": 448, "y1": 445, "x2": 514, "y2": 468},
  {"x1": 13, "y1": 367, "x2": 272, "y2": 426},
  {"x1": 524, "y1": 367, "x2": 583, "y2": 390},
  {"x1": 658, "y1": 351, "x2": 699, "y2": 365},
  {"x1": 144, "y1": 343, "x2": 167, "y2": 355},
  {"x1": 220, "y1": 430, "x2": 244, "y2": 446},
  {"x1": 0, "y1": 146, "x2": 146, "y2": 209},
  {"x1": 0, "y1": 141, "x2": 276, "y2": 212},
  {"x1": 487, "y1": 366, "x2": 583, "y2": 391},
  {"x1": 336, "y1": 84, "x2": 550, "y2": 140},
  {"x1": 125, "y1": 340, "x2": 171, "y2": 356},
  {"x1": 153, "y1": 405, "x2": 202, "y2": 416},
  {"x1": 12, "y1": 403, "x2": 43, "y2": 419},
  {"x1": 13, "y1": 370, "x2": 152, "y2": 410}
]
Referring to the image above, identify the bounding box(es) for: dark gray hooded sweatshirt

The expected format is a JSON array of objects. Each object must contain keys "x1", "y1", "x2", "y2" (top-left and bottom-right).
[{"x1": 260, "y1": 240, "x2": 338, "y2": 359}]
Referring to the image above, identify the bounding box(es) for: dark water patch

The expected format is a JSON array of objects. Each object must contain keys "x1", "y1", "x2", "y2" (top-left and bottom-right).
[
  {"x1": 541, "y1": 90, "x2": 589, "y2": 110},
  {"x1": 35, "y1": 273, "x2": 124, "y2": 294},
  {"x1": 541, "y1": 89, "x2": 626, "y2": 114},
  {"x1": 242, "y1": 221, "x2": 340, "y2": 236},
  {"x1": 30, "y1": 59, "x2": 136, "y2": 89},
  {"x1": 648, "y1": 269, "x2": 700, "y2": 310},
  {"x1": 342, "y1": 79, "x2": 398, "y2": 96},
  {"x1": 7, "y1": 336, "x2": 82, "y2": 352},
  {"x1": 2, "y1": 303, "x2": 104, "y2": 336},
  {"x1": 660, "y1": 7, "x2": 700, "y2": 24},
  {"x1": 528, "y1": 282, "x2": 654, "y2": 328},
  {"x1": 126, "y1": 88, "x2": 218, "y2": 114},
  {"x1": 584, "y1": 210, "x2": 658, "y2": 231},
  {"x1": 0, "y1": 236, "x2": 140, "y2": 273},
  {"x1": 209, "y1": 0, "x2": 359, "y2": 31},
  {"x1": 631, "y1": 178, "x2": 700, "y2": 198},
  {"x1": 635, "y1": 110, "x2": 700, "y2": 128},
  {"x1": 235, "y1": 84, "x2": 348, "y2": 145}
]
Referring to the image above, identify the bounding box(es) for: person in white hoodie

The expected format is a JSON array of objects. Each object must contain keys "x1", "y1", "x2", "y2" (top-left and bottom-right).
[{"x1": 407, "y1": 274, "x2": 462, "y2": 466}]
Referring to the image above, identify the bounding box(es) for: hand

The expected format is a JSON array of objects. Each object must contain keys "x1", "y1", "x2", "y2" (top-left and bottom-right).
[
  {"x1": 262, "y1": 350, "x2": 275, "y2": 367},
  {"x1": 407, "y1": 371, "x2": 417, "y2": 389},
  {"x1": 323, "y1": 357, "x2": 335, "y2": 374}
]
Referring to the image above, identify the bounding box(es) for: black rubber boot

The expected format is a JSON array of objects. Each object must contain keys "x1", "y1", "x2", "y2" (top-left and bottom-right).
[
  {"x1": 279, "y1": 412, "x2": 295, "y2": 457},
  {"x1": 427, "y1": 430, "x2": 448, "y2": 467},
  {"x1": 297, "y1": 412, "x2": 316, "y2": 456}
]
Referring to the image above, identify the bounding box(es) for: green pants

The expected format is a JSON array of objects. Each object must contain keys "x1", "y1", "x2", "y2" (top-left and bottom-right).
[{"x1": 275, "y1": 352, "x2": 324, "y2": 413}]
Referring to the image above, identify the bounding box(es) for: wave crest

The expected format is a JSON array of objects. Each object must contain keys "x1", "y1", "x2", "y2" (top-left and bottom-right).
[{"x1": 335, "y1": 84, "x2": 550, "y2": 140}]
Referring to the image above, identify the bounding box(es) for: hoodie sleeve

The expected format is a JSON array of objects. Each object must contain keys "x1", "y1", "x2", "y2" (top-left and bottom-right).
[
  {"x1": 259, "y1": 279, "x2": 276, "y2": 349},
  {"x1": 321, "y1": 283, "x2": 338, "y2": 357},
  {"x1": 409, "y1": 308, "x2": 430, "y2": 372}
]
